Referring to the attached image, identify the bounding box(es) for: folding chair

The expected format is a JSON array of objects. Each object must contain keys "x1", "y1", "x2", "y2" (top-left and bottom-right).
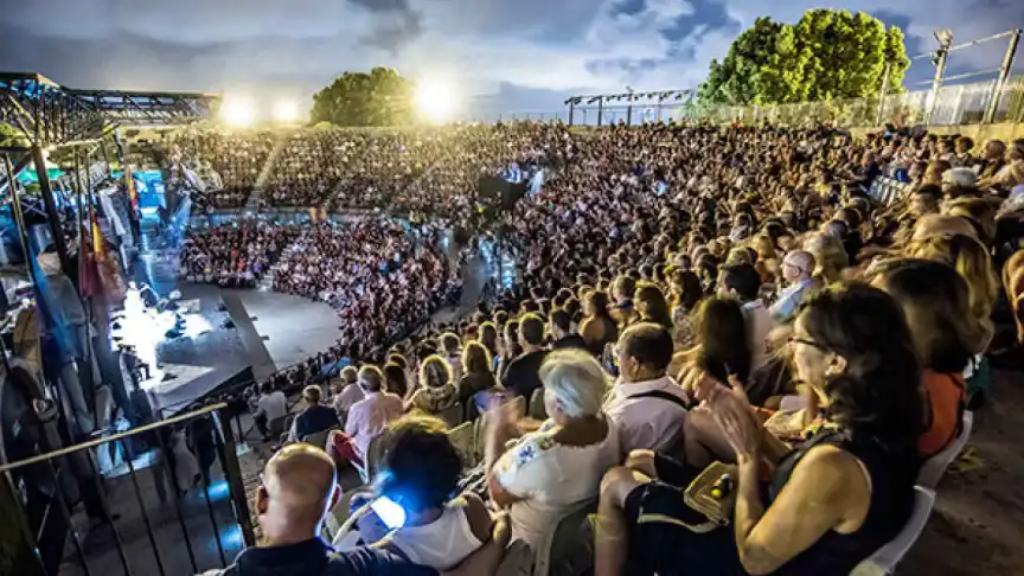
[
  {"x1": 851, "y1": 486, "x2": 936, "y2": 576},
  {"x1": 917, "y1": 411, "x2": 974, "y2": 489}
]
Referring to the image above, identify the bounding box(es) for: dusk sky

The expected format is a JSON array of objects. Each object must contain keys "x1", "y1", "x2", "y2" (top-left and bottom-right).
[{"x1": 1, "y1": 0, "x2": 1021, "y2": 119}]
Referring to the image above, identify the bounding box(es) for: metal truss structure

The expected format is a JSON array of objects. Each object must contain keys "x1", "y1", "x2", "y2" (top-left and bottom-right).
[{"x1": 1, "y1": 72, "x2": 220, "y2": 149}]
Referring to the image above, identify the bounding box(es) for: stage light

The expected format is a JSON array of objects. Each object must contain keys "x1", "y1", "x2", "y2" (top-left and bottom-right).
[
  {"x1": 273, "y1": 100, "x2": 301, "y2": 124},
  {"x1": 415, "y1": 80, "x2": 459, "y2": 123},
  {"x1": 220, "y1": 96, "x2": 255, "y2": 127}
]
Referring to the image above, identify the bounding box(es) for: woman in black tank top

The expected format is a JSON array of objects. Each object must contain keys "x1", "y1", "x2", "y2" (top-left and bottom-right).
[{"x1": 595, "y1": 282, "x2": 923, "y2": 576}]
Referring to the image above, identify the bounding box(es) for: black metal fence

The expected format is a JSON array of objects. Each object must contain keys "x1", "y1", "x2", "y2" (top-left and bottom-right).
[{"x1": 0, "y1": 403, "x2": 255, "y2": 576}]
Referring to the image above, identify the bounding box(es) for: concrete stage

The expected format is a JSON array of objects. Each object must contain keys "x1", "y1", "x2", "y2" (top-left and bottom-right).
[{"x1": 145, "y1": 282, "x2": 341, "y2": 415}]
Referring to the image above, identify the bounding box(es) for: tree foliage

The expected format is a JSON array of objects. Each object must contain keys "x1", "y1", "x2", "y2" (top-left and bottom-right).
[
  {"x1": 698, "y1": 10, "x2": 910, "y2": 106},
  {"x1": 0, "y1": 122, "x2": 29, "y2": 148},
  {"x1": 310, "y1": 67, "x2": 414, "y2": 127}
]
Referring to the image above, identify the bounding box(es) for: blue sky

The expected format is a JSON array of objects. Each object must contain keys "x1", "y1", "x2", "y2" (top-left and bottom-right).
[{"x1": 0, "y1": 0, "x2": 1021, "y2": 120}]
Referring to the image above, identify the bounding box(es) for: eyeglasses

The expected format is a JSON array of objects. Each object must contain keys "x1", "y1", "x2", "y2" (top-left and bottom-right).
[{"x1": 788, "y1": 336, "x2": 827, "y2": 351}]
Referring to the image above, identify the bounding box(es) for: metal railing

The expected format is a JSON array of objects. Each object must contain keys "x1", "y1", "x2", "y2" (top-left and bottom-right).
[
  {"x1": 0, "y1": 402, "x2": 256, "y2": 576},
  {"x1": 675, "y1": 77, "x2": 1024, "y2": 127}
]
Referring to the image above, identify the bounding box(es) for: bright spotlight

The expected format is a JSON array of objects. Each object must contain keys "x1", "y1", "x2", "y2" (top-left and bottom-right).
[
  {"x1": 415, "y1": 80, "x2": 459, "y2": 123},
  {"x1": 219, "y1": 96, "x2": 255, "y2": 127},
  {"x1": 273, "y1": 100, "x2": 301, "y2": 124}
]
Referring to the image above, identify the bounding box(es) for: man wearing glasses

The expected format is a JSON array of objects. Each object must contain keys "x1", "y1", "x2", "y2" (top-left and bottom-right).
[{"x1": 769, "y1": 250, "x2": 817, "y2": 324}]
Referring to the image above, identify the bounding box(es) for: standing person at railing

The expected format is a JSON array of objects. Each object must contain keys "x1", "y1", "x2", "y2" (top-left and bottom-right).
[{"x1": 199, "y1": 443, "x2": 511, "y2": 576}]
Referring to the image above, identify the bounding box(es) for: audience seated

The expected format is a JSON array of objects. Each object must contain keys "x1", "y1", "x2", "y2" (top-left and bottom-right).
[
  {"x1": 290, "y1": 385, "x2": 340, "y2": 442},
  {"x1": 486, "y1": 349, "x2": 620, "y2": 576},
  {"x1": 595, "y1": 283, "x2": 923, "y2": 576},
  {"x1": 501, "y1": 313, "x2": 549, "y2": 400}
]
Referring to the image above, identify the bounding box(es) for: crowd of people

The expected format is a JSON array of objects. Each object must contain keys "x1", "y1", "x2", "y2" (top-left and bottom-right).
[
  {"x1": 206, "y1": 121, "x2": 1024, "y2": 576},
  {"x1": 162, "y1": 123, "x2": 571, "y2": 228},
  {"x1": 272, "y1": 218, "x2": 463, "y2": 353},
  {"x1": 179, "y1": 222, "x2": 301, "y2": 288}
]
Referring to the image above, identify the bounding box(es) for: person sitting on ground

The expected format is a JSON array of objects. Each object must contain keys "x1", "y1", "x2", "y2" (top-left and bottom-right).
[
  {"x1": 594, "y1": 282, "x2": 922, "y2": 576},
  {"x1": 768, "y1": 250, "x2": 816, "y2": 324},
  {"x1": 549, "y1": 309, "x2": 586, "y2": 350},
  {"x1": 333, "y1": 366, "x2": 365, "y2": 423},
  {"x1": 289, "y1": 385, "x2": 340, "y2": 442},
  {"x1": 201, "y1": 443, "x2": 510, "y2": 576},
  {"x1": 873, "y1": 259, "x2": 986, "y2": 458},
  {"x1": 254, "y1": 382, "x2": 288, "y2": 442},
  {"x1": 501, "y1": 313, "x2": 549, "y2": 401},
  {"x1": 354, "y1": 415, "x2": 493, "y2": 570},
  {"x1": 486, "y1": 349, "x2": 621, "y2": 576},
  {"x1": 408, "y1": 355, "x2": 460, "y2": 417},
  {"x1": 603, "y1": 322, "x2": 690, "y2": 458}
]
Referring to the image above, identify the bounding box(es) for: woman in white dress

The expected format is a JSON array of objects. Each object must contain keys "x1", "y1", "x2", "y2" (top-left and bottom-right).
[{"x1": 486, "y1": 348, "x2": 620, "y2": 576}]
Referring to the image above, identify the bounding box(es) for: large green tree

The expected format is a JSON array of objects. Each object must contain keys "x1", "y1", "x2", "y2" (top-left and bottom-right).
[
  {"x1": 698, "y1": 9, "x2": 909, "y2": 106},
  {"x1": 310, "y1": 67, "x2": 414, "y2": 127}
]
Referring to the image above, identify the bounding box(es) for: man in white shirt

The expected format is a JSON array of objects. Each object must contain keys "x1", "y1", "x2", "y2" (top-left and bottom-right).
[
  {"x1": 769, "y1": 250, "x2": 816, "y2": 324},
  {"x1": 254, "y1": 383, "x2": 288, "y2": 441},
  {"x1": 721, "y1": 263, "x2": 772, "y2": 371},
  {"x1": 604, "y1": 323, "x2": 690, "y2": 457},
  {"x1": 332, "y1": 365, "x2": 365, "y2": 423}
]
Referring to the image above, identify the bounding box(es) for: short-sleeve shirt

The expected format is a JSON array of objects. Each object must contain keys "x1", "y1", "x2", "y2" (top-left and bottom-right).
[{"x1": 493, "y1": 420, "x2": 620, "y2": 564}]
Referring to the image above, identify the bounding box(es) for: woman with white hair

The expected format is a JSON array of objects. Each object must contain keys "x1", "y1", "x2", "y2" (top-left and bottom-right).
[{"x1": 485, "y1": 349, "x2": 620, "y2": 576}]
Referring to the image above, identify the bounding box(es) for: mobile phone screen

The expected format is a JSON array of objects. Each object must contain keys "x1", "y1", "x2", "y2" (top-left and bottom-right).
[{"x1": 370, "y1": 496, "x2": 406, "y2": 530}]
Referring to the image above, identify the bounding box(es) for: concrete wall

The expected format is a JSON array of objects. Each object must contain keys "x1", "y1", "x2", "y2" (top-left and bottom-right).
[{"x1": 850, "y1": 122, "x2": 1024, "y2": 142}]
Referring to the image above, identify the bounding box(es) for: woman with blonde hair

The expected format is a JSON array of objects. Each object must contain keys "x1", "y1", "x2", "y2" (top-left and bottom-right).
[
  {"x1": 407, "y1": 355, "x2": 459, "y2": 416},
  {"x1": 803, "y1": 231, "x2": 849, "y2": 284},
  {"x1": 908, "y1": 233, "x2": 997, "y2": 349},
  {"x1": 486, "y1": 348, "x2": 620, "y2": 576}
]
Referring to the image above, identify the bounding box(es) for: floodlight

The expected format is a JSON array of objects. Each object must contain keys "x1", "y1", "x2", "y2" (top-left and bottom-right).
[
  {"x1": 219, "y1": 96, "x2": 255, "y2": 127},
  {"x1": 415, "y1": 80, "x2": 459, "y2": 123},
  {"x1": 273, "y1": 100, "x2": 301, "y2": 124}
]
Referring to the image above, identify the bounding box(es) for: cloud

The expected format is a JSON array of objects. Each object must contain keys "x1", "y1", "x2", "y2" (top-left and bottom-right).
[{"x1": 0, "y1": 0, "x2": 1019, "y2": 115}]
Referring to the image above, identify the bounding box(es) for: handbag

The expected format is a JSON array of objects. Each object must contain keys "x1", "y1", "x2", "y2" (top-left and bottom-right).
[{"x1": 682, "y1": 461, "x2": 739, "y2": 528}]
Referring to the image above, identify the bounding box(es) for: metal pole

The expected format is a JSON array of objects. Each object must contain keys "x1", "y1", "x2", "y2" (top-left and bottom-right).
[
  {"x1": 657, "y1": 95, "x2": 664, "y2": 123},
  {"x1": 30, "y1": 145, "x2": 70, "y2": 273},
  {"x1": 73, "y1": 150, "x2": 98, "y2": 417},
  {"x1": 926, "y1": 34, "x2": 952, "y2": 125},
  {"x1": 983, "y1": 29, "x2": 1020, "y2": 123},
  {"x1": 568, "y1": 100, "x2": 575, "y2": 127},
  {"x1": 3, "y1": 154, "x2": 38, "y2": 285},
  {"x1": 875, "y1": 62, "x2": 893, "y2": 126},
  {"x1": 213, "y1": 409, "x2": 257, "y2": 548},
  {"x1": 626, "y1": 90, "x2": 634, "y2": 126},
  {"x1": 597, "y1": 97, "x2": 604, "y2": 127}
]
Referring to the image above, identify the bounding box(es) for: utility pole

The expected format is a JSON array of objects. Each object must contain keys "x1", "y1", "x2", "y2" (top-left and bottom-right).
[
  {"x1": 926, "y1": 29, "x2": 954, "y2": 125},
  {"x1": 983, "y1": 28, "x2": 1020, "y2": 123}
]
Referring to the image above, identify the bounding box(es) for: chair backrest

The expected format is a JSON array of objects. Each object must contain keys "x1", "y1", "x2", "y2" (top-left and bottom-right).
[
  {"x1": 437, "y1": 402, "x2": 465, "y2": 429},
  {"x1": 529, "y1": 388, "x2": 548, "y2": 420},
  {"x1": 851, "y1": 485, "x2": 936, "y2": 576},
  {"x1": 302, "y1": 426, "x2": 339, "y2": 451},
  {"x1": 447, "y1": 421, "x2": 475, "y2": 468},
  {"x1": 268, "y1": 415, "x2": 288, "y2": 437},
  {"x1": 322, "y1": 488, "x2": 360, "y2": 542},
  {"x1": 495, "y1": 539, "x2": 535, "y2": 576},
  {"x1": 547, "y1": 500, "x2": 598, "y2": 576},
  {"x1": 917, "y1": 410, "x2": 973, "y2": 489}
]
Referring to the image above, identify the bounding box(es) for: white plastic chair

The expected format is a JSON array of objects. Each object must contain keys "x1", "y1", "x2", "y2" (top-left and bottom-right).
[
  {"x1": 917, "y1": 411, "x2": 973, "y2": 489},
  {"x1": 851, "y1": 485, "x2": 936, "y2": 576}
]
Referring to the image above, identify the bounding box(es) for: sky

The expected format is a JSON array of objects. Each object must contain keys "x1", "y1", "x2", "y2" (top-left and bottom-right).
[{"x1": 0, "y1": 0, "x2": 1021, "y2": 121}]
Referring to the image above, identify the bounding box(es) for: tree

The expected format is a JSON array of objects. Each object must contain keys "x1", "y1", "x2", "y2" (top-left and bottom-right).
[
  {"x1": 0, "y1": 123, "x2": 29, "y2": 148},
  {"x1": 698, "y1": 10, "x2": 909, "y2": 106},
  {"x1": 310, "y1": 67, "x2": 415, "y2": 127}
]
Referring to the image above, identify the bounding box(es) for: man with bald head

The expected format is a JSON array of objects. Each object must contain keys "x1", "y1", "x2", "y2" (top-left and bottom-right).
[
  {"x1": 203, "y1": 444, "x2": 510, "y2": 576},
  {"x1": 769, "y1": 250, "x2": 816, "y2": 323}
]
